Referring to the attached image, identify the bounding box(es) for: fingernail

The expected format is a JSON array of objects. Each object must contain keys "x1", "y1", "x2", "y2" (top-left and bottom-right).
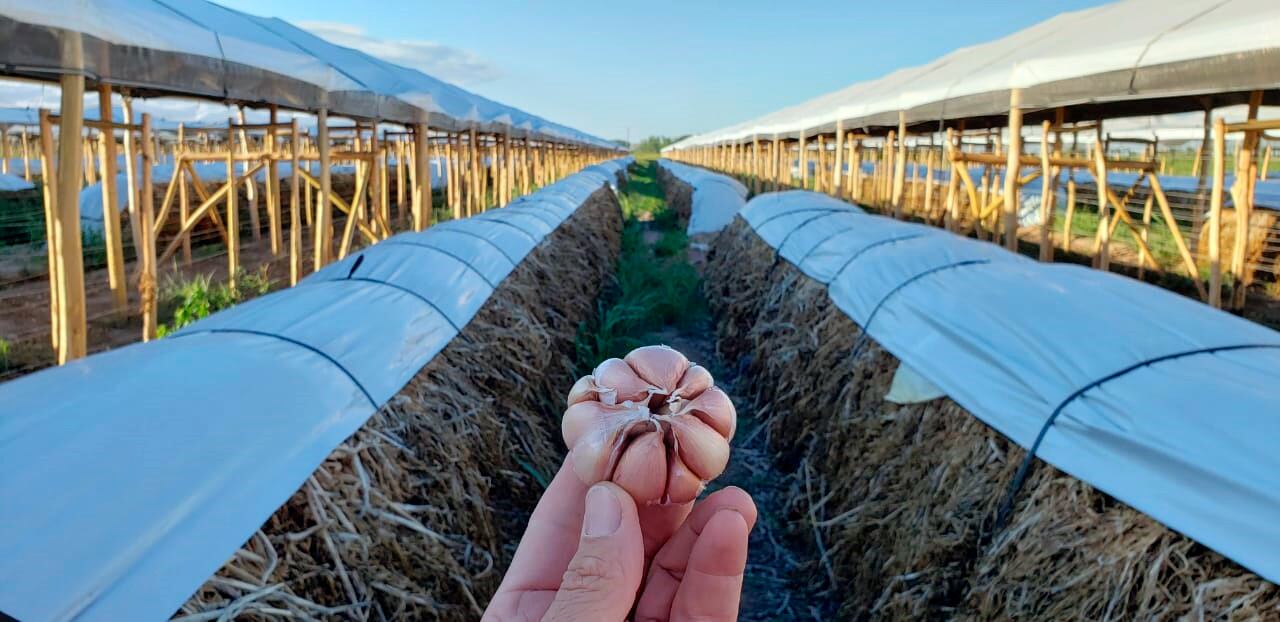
[{"x1": 584, "y1": 485, "x2": 622, "y2": 537}]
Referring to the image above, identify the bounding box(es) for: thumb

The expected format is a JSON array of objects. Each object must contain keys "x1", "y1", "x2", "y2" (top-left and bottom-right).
[{"x1": 543, "y1": 482, "x2": 645, "y2": 621}]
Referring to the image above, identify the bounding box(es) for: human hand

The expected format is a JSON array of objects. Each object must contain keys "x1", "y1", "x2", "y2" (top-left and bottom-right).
[{"x1": 482, "y1": 457, "x2": 756, "y2": 621}]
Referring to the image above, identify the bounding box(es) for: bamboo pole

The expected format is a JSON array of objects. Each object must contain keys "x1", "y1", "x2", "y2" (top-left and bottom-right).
[
  {"x1": 851, "y1": 139, "x2": 863, "y2": 202},
  {"x1": 1003, "y1": 89, "x2": 1024, "y2": 250},
  {"x1": 314, "y1": 108, "x2": 332, "y2": 270},
  {"x1": 1093, "y1": 140, "x2": 1111, "y2": 271},
  {"x1": 266, "y1": 105, "x2": 282, "y2": 255},
  {"x1": 96, "y1": 85, "x2": 127, "y2": 313},
  {"x1": 944, "y1": 129, "x2": 960, "y2": 230},
  {"x1": 54, "y1": 72, "x2": 88, "y2": 362}
]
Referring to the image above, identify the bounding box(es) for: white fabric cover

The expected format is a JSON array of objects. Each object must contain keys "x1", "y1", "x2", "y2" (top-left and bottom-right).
[
  {"x1": 739, "y1": 190, "x2": 1280, "y2": 584},
  {"x1": 656, "y1": 159, "x2": 748, "y2": 235},
  {"x1": 667, "y1": 0, "x2": 1280, "y2": 148},
  {"x1": 0, "y1": 2, "x2": 614, "y2": 147},
  {"x1": 0, "y1": 160, "x2": 626, "y2": 622}
]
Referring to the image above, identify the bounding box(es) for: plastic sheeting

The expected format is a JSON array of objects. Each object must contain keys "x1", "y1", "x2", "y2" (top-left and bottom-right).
[
  {"x1": 0, "y1": 2, "x2": 615, "y2": 148},
  {"x1": 0, "y1": 159, "x2": 628, "y2": 622},
  {"x1": 667, "y1": 0, "x2": 1280, "y2": 148},
  {"x1": 739, "y1": 190, "x2": 1280, "y2": 584},
  {"x1": 0, "y1": 171, "x2": 31, "y2": 191},
  {"x1": 656, "y1": 159, "x2": 748, "y2": 236}
]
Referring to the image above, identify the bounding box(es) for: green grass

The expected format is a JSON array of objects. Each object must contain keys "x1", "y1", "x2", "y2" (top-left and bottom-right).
[
  {"x1": 155, "y1": 266, "x2": 272, "y2": 337},
  {"x1": 0, "y1": 337, "x2": 10, "y2": 372},
  {"x1": 1059, "y1": 203, "x2": 1186, "y2": 269},
  {"x1": 574, "y1": 157, "x2": 705, "y2": 374}
]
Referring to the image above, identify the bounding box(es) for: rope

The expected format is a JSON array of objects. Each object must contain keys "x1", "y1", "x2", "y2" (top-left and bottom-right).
[{"x1": 990, "y1": 343, "x2": 1280, "y2": 536}]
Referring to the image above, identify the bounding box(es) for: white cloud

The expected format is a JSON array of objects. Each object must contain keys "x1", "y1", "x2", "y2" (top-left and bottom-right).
[{"x1": 299, "y1": 21, "x2": 501, "y2": 87}]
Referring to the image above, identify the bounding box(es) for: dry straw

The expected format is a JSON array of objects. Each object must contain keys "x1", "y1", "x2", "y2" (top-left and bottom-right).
[
  {"x1": 704, "y1": 216, "x2": 1279, "y2": 619},
  {"x1": 176, "y1": 187, "x2": 622, "y2": 621}
]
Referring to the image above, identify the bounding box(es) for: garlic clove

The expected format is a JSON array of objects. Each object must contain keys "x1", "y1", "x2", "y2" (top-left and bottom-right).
[
  {"x1": 613, "y1": 430, "x2": 668, "y2": 503},
  {"x1": 569, "y1": 427, "x2": 616, "y2": 484},
  {"x1": 562, "y1": 400, "x2": 636, "y2": 447},
  {"x1": 670, "y1": 414, "x2": 731, "y2": 481},
  {"x1": 567, "y1": 375, "x2": 599, "y2": 407},
  {"x1": 593, "y1": 358, "x2": 655, "y2": 404},
  {"x1": 665, "y1": 452, "x2": 704, "y2": 504},
  {"x1": 676, "y1": 386, "x2": 737, "y2": 439},
  {"x1": 673, "y1": 364, "x2": 714, "y2": 401},
  {"x1": 624, "y1": 345, "x2": 690, "y2": 393}
]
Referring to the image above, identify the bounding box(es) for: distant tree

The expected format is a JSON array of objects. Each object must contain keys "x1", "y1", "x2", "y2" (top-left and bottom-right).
[
  {"x1": 632, "y1": 135, "x2": 690, "y2": 155},
  {"x1": 610, "y1": 138, "x2": 631, "y2": 148}
]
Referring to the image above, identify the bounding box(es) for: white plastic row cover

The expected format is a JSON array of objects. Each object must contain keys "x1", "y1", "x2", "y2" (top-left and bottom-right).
[
  {"x1": 0, "y1": 157, "x2": 632, "y2": 622},
  {"x1": 656, "y1": 159, "x2": 747, "y2": 236},
  {"x1": 740, "y1": 189, "x2": 1280, "y2": 585}
]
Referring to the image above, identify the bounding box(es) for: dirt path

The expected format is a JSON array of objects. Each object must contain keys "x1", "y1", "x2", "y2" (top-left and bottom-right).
[{"x1": 645, "y1": 275, "x2": 833, "y2": 621}]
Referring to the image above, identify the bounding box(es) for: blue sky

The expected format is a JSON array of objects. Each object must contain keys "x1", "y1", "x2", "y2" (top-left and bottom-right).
[{"x1": 216, "y1": 0, "x2": 1111, "y2": 143}]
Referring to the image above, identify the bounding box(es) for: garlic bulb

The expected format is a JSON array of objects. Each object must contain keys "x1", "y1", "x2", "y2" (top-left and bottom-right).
[{"x1": 562, "y1": 345, "x2": 736, "y2": 505}]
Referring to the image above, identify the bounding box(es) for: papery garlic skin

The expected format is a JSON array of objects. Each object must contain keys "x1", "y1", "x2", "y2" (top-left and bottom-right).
[{"x1": 562, "y1": 345, "x2": 737, "y2": 505}]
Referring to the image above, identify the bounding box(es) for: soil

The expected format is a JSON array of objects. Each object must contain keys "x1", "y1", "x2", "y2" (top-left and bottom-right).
[{"x1": 637, "y1": 231, "x2": 835, "y2": 621}]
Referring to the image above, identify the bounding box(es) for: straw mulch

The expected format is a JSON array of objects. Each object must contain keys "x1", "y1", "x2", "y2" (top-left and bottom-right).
[
  {"x1": 656, "y1": 165, "x2": 693, "y2": 221},
  {"x1": 704, "y1": 215, "x2": 1279, "y2": 620},
  {"x1": 175, "y1": 187, "x2": 622, "y2": 621}
]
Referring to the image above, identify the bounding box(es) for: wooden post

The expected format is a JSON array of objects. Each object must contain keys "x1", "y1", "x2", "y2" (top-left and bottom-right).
[
  {"x1": 798, "y1": 130, "x2": 807, "y2": 189},
  {"x1": 413, "y1": 123, "x2": 430, "y2": 230},
  {"x1": 751, "y1": 135, "x2": 761, "y2": 195},
  {"x1": 1003, "y1": 89, "x2": 1024, "y2": 250},
  {"x1": 38, "y1": 110, "x2": 62, "y2": 353},
  {"x1": 944, "y1": 129, "x2": 959, "y2": 230},
  {"x1": 1093, "y1": 140, "x2": 1111, "y2": 271},
  {"x1": 893, "y1": 112, "x2": 908, "y2": 217},
  {"x1": 236, "y1": 107, "x2": 261, "y2": 241},
  {"x1": 1, "y1": 124, "x2": 8, "y2": 175},
  {"x1": 1230, "y1": 91, "x2": 1262, "y2": 309},
  {"x1": 121, "y1": 96, "x2": 142, "y2": 258},
  {"x1": 851, "y1": 139, "x2": 863, "y2": 202},
  {"x1": 21, "y1": 126, "x2": 32, "y2": 182},
  {"x1": 923, "y1": 147, "x2": 936, "y2": 221},
  {"x1": 266, "y1": 105, "x2": 282, "y2": 254},
  {"x1": 54, "y1": 72, "x2": 88, "y2": 362},
  {"x1": 314, "y1": 107, "x2": 332, "y2": 270},
  {"x1": 1208, "y1": 117, "x2": 1225, "y2": 308},
  {"x1": 96, "y1": 85, "x2": 127, "y2": 313},
  {"x1": 289, "y1": 118, "x2": 301, "y2": 285},
  {"x1": 177, "y1": 123, "x2": 192, "y2": 265},
  {"x1": 226, "y1": 119, "x2": 239, "y2": 289},
  {"x1": 1038, "y1": 120, "x2": 1055, "y2": 261},
  {"x1": 832, "y1": 121, "x2": 845, "y2": 198},
  {"x1": 139, "y1": 114, "x2": 157, "y2": 341}
]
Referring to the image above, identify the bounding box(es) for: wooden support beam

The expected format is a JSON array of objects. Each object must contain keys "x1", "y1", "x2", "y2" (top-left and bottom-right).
[
  {"x1": 893, "y1": 112, "x2": 907, "y2": 216},
  {"x1": 54, "y1": 73, "x2": 88, "y2": 362},
  {"x1": 38, "y1": 110, "x2": 62, "y2": 353},
  {"x1": 236, "y1": 107, "x2": 261, "y2": 242},
  {"x1": 315, "y1": 107, "x2": 332, "y2": 270},
  {"x1": 266, "y1": 105, "x2": 282, "y2": 255},
  {"x1": 96, "y1": 85, "x2": 127, "y2": 313},
  {"x1": 139, "y1": 114, "x2": 157, "y2": 341},
  {"x1": 1038, "y1": 120, "x2": 1055, "y2": 261},
  {"x1": 226, "y1": 120, "x2": 240, "y2": 289},
  {"x1": 413, "y1": 123, "x2": 430, "y2": 230},
  {"x1": 289, "y1": 118, "x2": 302, "y2": 285},
  {"x1": 1003, "y1": 89, "x2": 1024, "y2": 250}
]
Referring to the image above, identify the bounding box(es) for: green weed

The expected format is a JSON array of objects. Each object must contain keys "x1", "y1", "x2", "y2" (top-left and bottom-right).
[
  {"x1": 574, "y1": 159, "x2": 705, "y2": 374},
  {"x1": 156, "y1": 266, "x2": 272, "y2": 336}
]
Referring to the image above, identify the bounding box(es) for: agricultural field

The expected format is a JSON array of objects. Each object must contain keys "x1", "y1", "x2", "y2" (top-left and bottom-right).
[{"x1": 2, "y1": 1, "x2": 1279, "y2": 621}]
